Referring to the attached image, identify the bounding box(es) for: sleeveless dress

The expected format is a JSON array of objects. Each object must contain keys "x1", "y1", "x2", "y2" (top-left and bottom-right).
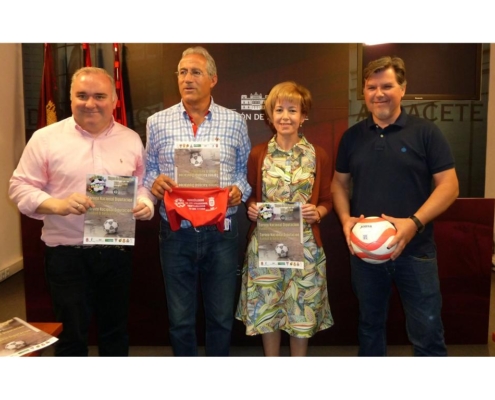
[{"x1": 236, "y1": 135, "x2": 333, "y2": 338}]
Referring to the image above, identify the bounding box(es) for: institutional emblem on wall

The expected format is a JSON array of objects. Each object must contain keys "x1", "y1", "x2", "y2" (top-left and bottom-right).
[{"x1": 241, "y1": 92, "x2": 267, "y2": 111}]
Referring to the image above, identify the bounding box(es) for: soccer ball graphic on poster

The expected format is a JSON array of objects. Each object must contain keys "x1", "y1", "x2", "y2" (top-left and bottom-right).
[
  {"x1": 275, "y1": 243, "x2": 289, "y2": 258},
  {"x1": 103, "y1": 219, "x2": 119, "y2": 234},
  {"x1": 5, "y1": 340, "x2": 27, "y2": 350},
  {"x1": 189, "y1": 152, "x2": 204, "y2": 167},
  {"x1": 350, "y1": 216, "x2": 397, "y2": 264},
  {"x1": 87, "y1": 175, "x2": 106, "y2": 194},
  {"x1": 258, "y1": 204, "x2": 273, "y2": 221}
]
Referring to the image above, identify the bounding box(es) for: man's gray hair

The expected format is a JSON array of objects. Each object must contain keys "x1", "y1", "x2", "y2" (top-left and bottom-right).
[{"x1": 180, "y1": 46, "x2": 217, "y2": 78}]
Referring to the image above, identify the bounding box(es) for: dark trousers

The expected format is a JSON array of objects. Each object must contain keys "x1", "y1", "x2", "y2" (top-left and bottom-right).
[
  {"x1": 44, "y1": 245, "x2": 132, "y2": 357},
  {"x1": 159, "y1": 217, "x2": 239, "y2": 356},
  {"x1": 351, "y1": 252, "x2": 447, "y2": 357}
]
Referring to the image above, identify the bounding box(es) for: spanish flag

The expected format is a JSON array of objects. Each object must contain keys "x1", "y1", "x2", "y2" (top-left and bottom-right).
[
  {"x1": 113, "y1": 43, "x2": 127, "y2": 126},
  {"x1": 36, "y1": 43, "x2": 58, "y2": 129}
]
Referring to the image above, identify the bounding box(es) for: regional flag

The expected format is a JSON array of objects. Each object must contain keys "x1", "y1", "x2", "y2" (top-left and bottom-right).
[
  {"x1": 82, "y1": 43, "x2": 92, "y2": 67},
  {"x1": 113, "y1": 43, "x2": 127, "y2": 126},
  {"x1": 36, "y1": 43, "x2": 58, "y2": 129}
]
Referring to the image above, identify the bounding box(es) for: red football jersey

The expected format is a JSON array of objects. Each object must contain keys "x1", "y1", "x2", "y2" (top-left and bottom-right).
[{"x1": 164, "y1": 187, "x2": 229, "y2": 232}]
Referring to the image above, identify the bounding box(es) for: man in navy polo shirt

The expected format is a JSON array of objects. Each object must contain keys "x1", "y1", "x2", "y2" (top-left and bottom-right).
[{"x1": 331, "y1": 56, "x2": 459, "y2": 356}]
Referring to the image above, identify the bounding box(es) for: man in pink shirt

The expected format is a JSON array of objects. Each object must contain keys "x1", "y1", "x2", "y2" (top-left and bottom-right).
[{"x1": 9, "y1": 67, "x2": 155, "y2": 356}]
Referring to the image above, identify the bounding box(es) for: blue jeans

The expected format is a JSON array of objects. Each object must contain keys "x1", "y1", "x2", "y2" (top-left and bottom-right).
[
  {"x1": 351, "y1": 252, "x2": 447, "y2": 356},
  {"x1": 159, "y1": 216, "x2": 239, "y2": 356},
  {"x1": 44, "y1": 245, "x2": 132, "y2": 356}
]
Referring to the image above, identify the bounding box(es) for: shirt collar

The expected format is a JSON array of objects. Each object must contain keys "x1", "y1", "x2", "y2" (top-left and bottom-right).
[
  {"x1": 268, "y1": 134, "x2": 309, "y2": 153},
  {"x1": 179, "y1": 97, "x2": 214, "y2": 121},
  {"x1": 367, "y1": 106, "x2": 408, "y2": 131},
  {"x1": 73, "y1": 116, "x2": 116, "y2": 137}
]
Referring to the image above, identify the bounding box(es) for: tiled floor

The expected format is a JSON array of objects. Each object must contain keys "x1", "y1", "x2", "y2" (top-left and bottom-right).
[{"x1": 1, "y1": 269, "x2": 495, "y2": 357}]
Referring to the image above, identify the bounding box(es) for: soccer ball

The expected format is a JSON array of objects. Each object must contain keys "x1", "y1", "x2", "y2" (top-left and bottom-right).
[
  {"x1": 88, "y1": 175, "x2": 106, "y2": 194},
  {"x1": 103, "y1": 219, "x2": 119, "y2": 234},
  {"x1": 5, "y1": 340, "x2": 26, "y2": 350},
  {"x1": 189, "y1": 152, "x2": 204, "y2": 167},
  {"x1": 275, "y1": 243, "x2": 289, "y2": 258},
  {"x1": 258, "y1": 204, "x2": 273, "y2": 221},
  {"x1": 350, "y1": 216, "x2": 397, "y2": 264}
]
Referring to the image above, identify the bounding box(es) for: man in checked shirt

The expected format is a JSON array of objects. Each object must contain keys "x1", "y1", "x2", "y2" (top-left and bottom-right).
[{"x1": 144, "y1": 46, "x2": 251, "y2": 356}]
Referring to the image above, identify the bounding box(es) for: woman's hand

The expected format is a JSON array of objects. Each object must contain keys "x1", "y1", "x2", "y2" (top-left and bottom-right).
[
  {"x1": 301, "y1": 204, "x2": 322, "y2": 225},
  {"x1": 247, "y1": 203, "x2": 259, "y2": 222}
]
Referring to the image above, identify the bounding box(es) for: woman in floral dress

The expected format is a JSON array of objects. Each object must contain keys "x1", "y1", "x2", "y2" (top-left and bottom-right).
[{"x1": 236, "y1": 81, "x2": 333, "y2": 356}]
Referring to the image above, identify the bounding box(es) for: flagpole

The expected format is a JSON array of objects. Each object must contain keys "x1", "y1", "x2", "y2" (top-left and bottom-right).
[
  {"x1": 36, "y1": 43, "x2": 58, "y2": 131},
  {"x1": 113, "y1": 43, "x2": 127, "y2": 126},
  {"x1": 82, "y1": 43, "x2": 92, "y2": 67}
]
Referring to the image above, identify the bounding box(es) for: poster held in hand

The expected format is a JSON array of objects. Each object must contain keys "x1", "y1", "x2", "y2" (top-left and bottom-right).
[
  {"x1": 83, "y1": 174, "x2": 137, "y2": 245},
  {"x1": 174, "y1": 142, "x2": 221, "y2": 188},
  {"x1": 256, "y1": 202, "x2": 304, "y2": 269}
]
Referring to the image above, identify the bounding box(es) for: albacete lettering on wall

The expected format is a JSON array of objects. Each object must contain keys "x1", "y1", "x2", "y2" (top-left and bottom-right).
[{"x1": 355, "y1": 102, "x2": 484, "y2": 123}]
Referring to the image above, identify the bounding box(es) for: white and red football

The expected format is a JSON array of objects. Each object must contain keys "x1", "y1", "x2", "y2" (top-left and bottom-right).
[{"x1": 350, "y1": 216, "x2": 397, "y2": 264}]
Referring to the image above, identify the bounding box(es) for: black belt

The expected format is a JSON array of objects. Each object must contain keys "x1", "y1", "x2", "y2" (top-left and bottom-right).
[{"x1": 185, "y1": 224, "x2": 219, "y2": 232}]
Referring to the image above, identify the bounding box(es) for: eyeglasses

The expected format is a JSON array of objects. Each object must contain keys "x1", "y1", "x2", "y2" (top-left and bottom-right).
[{"x1": 175, "y1": 69, "x2": 204, "y2": 78}]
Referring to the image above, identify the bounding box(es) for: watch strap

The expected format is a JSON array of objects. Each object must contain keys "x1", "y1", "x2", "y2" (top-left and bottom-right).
[{"x1": 409, "y1": 215, "x2": 425, "y2": 233}]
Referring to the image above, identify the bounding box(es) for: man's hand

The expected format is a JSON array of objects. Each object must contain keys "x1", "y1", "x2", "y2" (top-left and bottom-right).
[
  {"x1": 343, "y1": 214, "x2": 364, "y2": 255},
  {"x1": 227, "y1": 185, "x2": 242, "y2": 207},
  {"x1": 132, "y1": 202, "x2": 152, "y2": 221},
  {"x1": 381, "y1": 214, "x2": 417, "y2": 260},
  {"x1": 36, "y1": 193, "x2": 95, "y2": 216},
  {"x1": 151, "y1": 174, "x2": 177, "y2": 199}
]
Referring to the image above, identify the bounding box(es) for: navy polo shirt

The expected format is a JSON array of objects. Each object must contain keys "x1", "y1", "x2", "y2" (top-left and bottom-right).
[{"x1": 335, "y1": 108, "x2": 455, "y2": 256}]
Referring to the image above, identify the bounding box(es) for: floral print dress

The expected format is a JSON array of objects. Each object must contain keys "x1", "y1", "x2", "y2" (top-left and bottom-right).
[{"x1": 236, "y1": 135, "x2": 333, "y2": 338}]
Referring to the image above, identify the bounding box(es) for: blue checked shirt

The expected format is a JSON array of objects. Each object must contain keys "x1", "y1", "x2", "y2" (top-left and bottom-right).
[{"x1": 144, "y1": 98, "x2": 252, "y2": 226}]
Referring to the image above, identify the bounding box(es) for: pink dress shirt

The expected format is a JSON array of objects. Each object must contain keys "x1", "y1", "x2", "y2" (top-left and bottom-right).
[{"x1": 9, "y1": 116, "x2": 155, "y2": 246}]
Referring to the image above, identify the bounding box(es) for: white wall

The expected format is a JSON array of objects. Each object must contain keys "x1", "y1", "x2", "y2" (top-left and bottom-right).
[{"x1": 0, "y1": 43, "x2": 25, "y2": 280}]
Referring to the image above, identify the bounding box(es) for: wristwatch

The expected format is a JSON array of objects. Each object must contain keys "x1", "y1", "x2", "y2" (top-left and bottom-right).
[{"x1": 409, "y1": 215, "x2": 425, "y2": 233}]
